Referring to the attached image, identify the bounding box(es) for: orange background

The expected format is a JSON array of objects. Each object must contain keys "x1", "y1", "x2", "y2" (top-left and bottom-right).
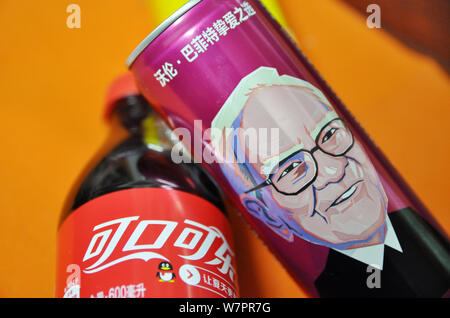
[{"x1": 0, "y1": 0, "x2": 448, "y2": 298}]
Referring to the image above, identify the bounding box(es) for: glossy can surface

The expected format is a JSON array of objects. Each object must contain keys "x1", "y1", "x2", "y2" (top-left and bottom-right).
[{"x1": 129, "y1": 0, "x2": 450, "y2": 297}]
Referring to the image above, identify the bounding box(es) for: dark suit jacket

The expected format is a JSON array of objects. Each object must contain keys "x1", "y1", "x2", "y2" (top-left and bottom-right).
[{"x1": 315, "y1": 207, "x2": 450, "y2": 297}]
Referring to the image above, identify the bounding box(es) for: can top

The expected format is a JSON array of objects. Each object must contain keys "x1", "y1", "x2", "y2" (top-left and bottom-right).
[{"x1": 126, "y1": 0, "x2": 202, "y2": 68}]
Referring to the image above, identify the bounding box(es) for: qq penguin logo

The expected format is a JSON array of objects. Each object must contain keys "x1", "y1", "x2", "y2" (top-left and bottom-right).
[{"x1": 157, "y1": 262, "x2": 176, "y2": 283}]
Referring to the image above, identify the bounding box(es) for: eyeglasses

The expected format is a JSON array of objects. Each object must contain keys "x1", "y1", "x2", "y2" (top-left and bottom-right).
[{"x1": 245, "y1": 118, "x2": 354, "y2": 196}]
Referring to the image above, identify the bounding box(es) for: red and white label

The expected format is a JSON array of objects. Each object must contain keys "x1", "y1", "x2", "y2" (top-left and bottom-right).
[{"x1": 56, "y1": 188, "x2": 239, "y2": 298}]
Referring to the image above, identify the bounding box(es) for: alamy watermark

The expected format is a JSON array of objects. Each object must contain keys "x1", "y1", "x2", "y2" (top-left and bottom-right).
[
  {"x1": 366, "y1": 4, "x2": 381, "y2": 29},
  {"x1": 366, "y1": 265, "x2": 381, "y2": 289},
  {"x1": 170, "y1": 120, "x2": 280, "y2": 174},
  {"x1": 66, "y1": 4, "x2": 81, "y2": 29}
]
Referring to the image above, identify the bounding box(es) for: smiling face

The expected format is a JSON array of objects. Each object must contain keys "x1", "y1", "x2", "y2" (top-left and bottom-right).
[{"x1": 238, "y1": 85, "x2": 387, "y2": 248}]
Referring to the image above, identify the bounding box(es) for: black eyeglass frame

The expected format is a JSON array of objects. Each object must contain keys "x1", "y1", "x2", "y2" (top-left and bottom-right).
[{"x1": 244, "y1": 118, "x2": 355, "y2": 196}]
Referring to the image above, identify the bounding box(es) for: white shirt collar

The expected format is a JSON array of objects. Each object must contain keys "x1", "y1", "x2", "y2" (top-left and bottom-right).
[{"x1": 332, "y1": 215, "x2": 402, "y2": 270}]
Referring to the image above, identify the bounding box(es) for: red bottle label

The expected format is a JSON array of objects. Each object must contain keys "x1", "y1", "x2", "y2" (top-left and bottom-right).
[{"x1": 56, "y1": 188, "x2": 239, "y2": 298}]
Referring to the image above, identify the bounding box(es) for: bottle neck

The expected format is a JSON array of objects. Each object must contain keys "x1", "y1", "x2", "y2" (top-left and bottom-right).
[
  {"x1": 112, "y1": 95, "x2": 177, "y2": 153},
  {"x1": 113, "y1": 95, "x2": 151, "y2": 134}
]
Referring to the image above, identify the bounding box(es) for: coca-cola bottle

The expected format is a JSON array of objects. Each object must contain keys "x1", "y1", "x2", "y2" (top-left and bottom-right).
[{"x1": 55, "y1": 74, "x2": 239, "y2": 298}]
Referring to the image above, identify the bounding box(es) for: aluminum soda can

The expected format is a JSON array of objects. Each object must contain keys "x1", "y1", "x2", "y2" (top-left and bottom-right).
[{"x1": 127, "y1": 0, "x2": 450, "y2": 297}]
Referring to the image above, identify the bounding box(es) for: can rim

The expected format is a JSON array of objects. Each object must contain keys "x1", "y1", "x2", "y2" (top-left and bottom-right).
[{"x1": 126, "y1": 0, "x2": 202, "y2": 68}]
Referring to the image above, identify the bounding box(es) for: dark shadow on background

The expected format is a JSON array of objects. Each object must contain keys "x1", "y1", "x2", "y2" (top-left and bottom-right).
[{"x1": 342, "y1": 0, "x2": 450, "y2": 73}]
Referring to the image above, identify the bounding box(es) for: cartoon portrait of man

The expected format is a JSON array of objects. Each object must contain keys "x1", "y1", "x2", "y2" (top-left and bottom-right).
[{"x1": 211, "y1": 67, "x2": 401, "y2": 259}]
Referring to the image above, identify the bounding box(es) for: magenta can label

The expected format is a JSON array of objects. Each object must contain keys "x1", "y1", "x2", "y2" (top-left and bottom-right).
[{"x1": 128, "y1": 0, "x2": 450, "y2": 297}]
